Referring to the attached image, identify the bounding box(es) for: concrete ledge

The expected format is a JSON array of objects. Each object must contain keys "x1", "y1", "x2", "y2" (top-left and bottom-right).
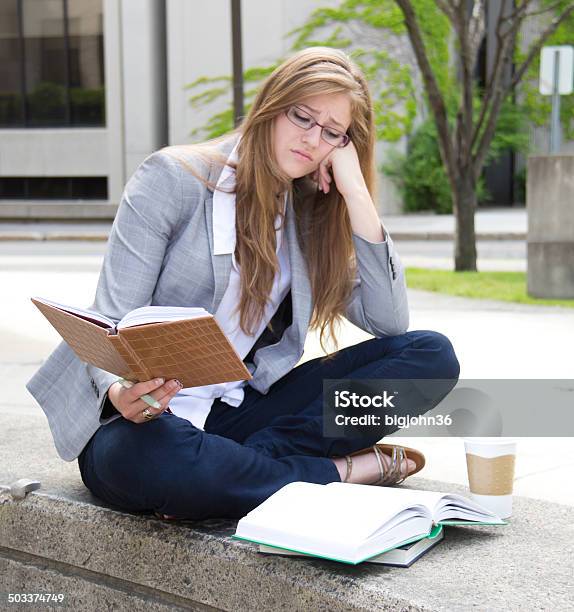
[
  {"x1": 391, "y1": 232, "x2": 526, "y2": 241},
  {"x1": 1, "y1": 548, "x2": 201, "y2": 612},
  {"x1": 0, "y1": 202, "x2": 118, "y2": 221},
  {"x1": 0, "y1": 220, "x2": 113, "y2": 242},
  {"x1": 0, "y1": 232, "x2": 110, "y2": 241},
  {"x1": 527, "y1": 155, "x2": 574, "y2": 298},
  {"x1": 1, "y1": 478, "x2": 572, "y2": 611}
]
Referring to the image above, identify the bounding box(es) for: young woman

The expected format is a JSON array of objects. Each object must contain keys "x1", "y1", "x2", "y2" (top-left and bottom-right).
[{"x1": 26, "y1": 47, "x2": 459, "y2": 521}]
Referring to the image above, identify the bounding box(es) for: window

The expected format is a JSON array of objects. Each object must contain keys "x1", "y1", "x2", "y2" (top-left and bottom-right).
[
  {"x1": 0, "y1": 176, "x2": 107, "y2": 199},
  {"x1": 0, "y1": 0, "x2": 105, "y2": 127},
  {"x1": 0, "y1": 1, "x2": 24, "y2": 124}
]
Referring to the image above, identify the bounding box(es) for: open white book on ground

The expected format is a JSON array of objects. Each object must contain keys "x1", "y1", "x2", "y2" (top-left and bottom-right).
[{"x1": 233, "y1": 482, "x2": 506, "y2": 565}]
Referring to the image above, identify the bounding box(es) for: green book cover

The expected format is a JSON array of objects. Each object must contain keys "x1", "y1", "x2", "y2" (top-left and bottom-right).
[{"x1": 232, "y1": 523, "x2": 444, "y2": 565}]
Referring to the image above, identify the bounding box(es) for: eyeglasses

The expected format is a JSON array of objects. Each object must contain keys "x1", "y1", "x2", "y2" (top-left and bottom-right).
[{"x1": 285, "y1": 106, "x2": 350, "y2": 148}]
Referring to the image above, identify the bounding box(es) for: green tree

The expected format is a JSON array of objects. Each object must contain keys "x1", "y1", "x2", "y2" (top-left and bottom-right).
[
  {"x1": 393, "y1": 0, "x2": 573, "y2": 270},
  {"x1": 383, "y1": 97, "x2": 530, "y2": 213},
  {"x1": 186, "y1": 0, "x2": 574, "y2": 270},
  {"x1": 185, "y1": 3, "x2": 429, "y2": 142},
  {"x1": 186, "y1": 66, "x2": 279, "y2": 140}
]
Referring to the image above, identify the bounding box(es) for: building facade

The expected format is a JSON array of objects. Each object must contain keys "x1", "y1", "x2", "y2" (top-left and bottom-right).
[
  {"x1": 0, "y1": 0, "x2": 569, "y2": 219},
  {"x1": 0, "y1": 0, "x2": 409, "y2": 218},
  {"x1": 0, "y1": 0, "x2": 167, "y2": 218}
]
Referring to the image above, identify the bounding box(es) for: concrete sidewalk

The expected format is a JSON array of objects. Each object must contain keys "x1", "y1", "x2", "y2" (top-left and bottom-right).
[
  {"x1": 0, "y1": 207, "x2": 527, "y2": 241},
  {"x1": 2, "y1": 238, "x2": 573, "y2": 610},
  {"x1": 1, "y1": 241, "x2": 572, "y2": 506},
  {"x1": 383, "y1": 208, "x2": 526, "y2": 240}
]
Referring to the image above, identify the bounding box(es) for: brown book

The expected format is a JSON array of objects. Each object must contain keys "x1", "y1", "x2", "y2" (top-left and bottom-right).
[{"x1": 31, "y1": 297, "x2": 252, "y2": 388}]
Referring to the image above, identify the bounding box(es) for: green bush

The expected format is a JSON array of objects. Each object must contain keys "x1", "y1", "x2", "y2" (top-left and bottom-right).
[
  {"x1": 11, "y1": 82, "x2": 105, "y2": 125},
  {"x1": 383, "y1": 100, "x2": 530, "y2": 213},
  {"x1": 26, "y1": 82, "x2": 67, "y2": 123},
  {"x1": 382, "y1": 119, "x2": 460, "y2": 214},
  {"x1": 70, "y1": 86, "x2": 105, "y2": 124},
  {"x1": 514, "y1": 165, "x2": 527, "y2": 204},
  {"x1": 0, "y1": 94, "x2": 22, "y2": 125}
]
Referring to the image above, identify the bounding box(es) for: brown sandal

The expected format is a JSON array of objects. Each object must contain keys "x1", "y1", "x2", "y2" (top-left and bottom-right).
[{"x1": 341, "y1": 443, "x2": 425, "y2": 486}]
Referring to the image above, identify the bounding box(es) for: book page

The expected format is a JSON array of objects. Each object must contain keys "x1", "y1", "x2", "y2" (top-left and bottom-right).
[
  {"x1": 303, "y1": 483, "x2": 430, "y2": 542},
  {"x1": 31, "y1": 296, "x2": 115, "y2": 329},
  {"x1": 327, "y1": 484, "x2": 506, "y2": 524},
  {"x1": 327, "y1": 482, "x2": 444, "y2": 525},
  {"x1": 116, "y1": 306, "x2": 210, "y2": 329},
  {"x1": 239, "y1": 482, "x2": 433, "y2": 546},
  {"x1": 434, "y1": 494, "x2": 505, "y2": 523},
  {"x1": 365, "y1": 507, "x2": 427, "y2": 541}
]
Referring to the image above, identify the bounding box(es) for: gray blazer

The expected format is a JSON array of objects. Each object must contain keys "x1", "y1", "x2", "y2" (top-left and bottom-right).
[{"x1": 26, "y1": 136, "x2": 409, "y2": 461}]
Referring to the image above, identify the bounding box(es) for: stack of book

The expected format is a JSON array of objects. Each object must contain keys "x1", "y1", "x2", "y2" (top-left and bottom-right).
[{"x1": 233, "y1": 482, "x2": 506, "y2": 566}]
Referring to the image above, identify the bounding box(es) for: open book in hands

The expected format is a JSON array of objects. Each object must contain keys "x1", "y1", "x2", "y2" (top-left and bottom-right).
[
  {"x1": 31, "y1": 296, "x2": 251, "y2": 389},
  {"x1": 233, "y1": 482, "x2": 506, "y2": 565}
]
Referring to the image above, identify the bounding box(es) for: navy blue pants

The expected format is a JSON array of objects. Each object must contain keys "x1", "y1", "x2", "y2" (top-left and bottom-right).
[{"x1": 78, "y1": 330, "x2": 460, "y2": 520}]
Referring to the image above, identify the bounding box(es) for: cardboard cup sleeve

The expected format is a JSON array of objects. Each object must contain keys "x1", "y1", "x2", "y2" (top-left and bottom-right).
[{"x1": 465, "y1": 453, "x2": 515, "y2": 496}]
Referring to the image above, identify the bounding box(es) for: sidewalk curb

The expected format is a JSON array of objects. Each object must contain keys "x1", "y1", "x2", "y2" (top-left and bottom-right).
[
  {"x1": 392, "y1": 232, "x2": 526, "y2": 241},
  {"x1": 1, "y1": 479, "x2": 572, "y2": 611},
  {"x1": 0, "y1": 231, "x2": 527, "y2": 242},
  {"x1": 0, "y1": 233, "x2": 110, "y2": 242}
]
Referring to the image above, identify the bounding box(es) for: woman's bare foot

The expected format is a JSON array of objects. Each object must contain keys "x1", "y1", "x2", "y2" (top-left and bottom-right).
[{"x1": 331, "y1": 448, "x2": 416, "y2": 484}]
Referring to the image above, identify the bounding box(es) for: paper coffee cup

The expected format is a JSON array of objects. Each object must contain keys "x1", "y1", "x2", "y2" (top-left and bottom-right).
[{"x1": 463, "y1": 438, "x2": 517, "y2": 519}]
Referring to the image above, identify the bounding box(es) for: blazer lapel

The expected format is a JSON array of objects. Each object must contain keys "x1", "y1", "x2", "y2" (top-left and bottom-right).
[
  {"x1": 205, "y1": 193, "x2": 233, "y2": 314},
  {"x1": 285, "y1": 190, "x2": 313, "y2": 346},
  {"x1": 205, "y1": 140, "x2": 236, "y2": 314}
]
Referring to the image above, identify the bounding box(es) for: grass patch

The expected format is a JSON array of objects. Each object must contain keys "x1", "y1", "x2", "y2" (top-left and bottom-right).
[{"x1": 405, "y1": 268, "x2": 574, "y2": 308}]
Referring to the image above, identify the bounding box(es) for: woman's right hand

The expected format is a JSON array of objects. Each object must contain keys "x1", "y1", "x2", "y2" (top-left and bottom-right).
[{"x1": 107, "y1": 378, "x2": 183, "y2": 424}]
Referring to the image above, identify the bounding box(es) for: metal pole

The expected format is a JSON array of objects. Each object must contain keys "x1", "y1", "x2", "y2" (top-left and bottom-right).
[
  {"x1": 550, "y1": 50, "x2": 561, "y2": 154},
  {"x1": 62, "y1": 0, "x2": 72, "y2": 128},
  {"x1": 231, "y1": 0, "x2": 244, "y2": 127}
]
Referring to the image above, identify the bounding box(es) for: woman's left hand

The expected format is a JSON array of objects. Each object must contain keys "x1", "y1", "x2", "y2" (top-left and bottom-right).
[{"x1": 311, "y1": 141, "x2": 368, "y2": 198}]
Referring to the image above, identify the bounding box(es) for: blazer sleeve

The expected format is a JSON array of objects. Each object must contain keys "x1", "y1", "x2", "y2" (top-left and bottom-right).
[
  {"x1": 344, "y1": 224, "x2": 409, "y2": 337},
  {"x1": 86, "y1": 150, "x2": 185, "y2": 424}
]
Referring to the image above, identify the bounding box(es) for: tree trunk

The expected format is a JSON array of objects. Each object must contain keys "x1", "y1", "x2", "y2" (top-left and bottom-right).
[{"x1": 453, "y1": 171, "x2": 478, "y2": 271}]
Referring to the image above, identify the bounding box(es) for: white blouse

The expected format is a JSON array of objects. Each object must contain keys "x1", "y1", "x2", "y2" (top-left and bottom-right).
[{"x1": 168, "y1": 140, "x2": 291, "y2": 430}]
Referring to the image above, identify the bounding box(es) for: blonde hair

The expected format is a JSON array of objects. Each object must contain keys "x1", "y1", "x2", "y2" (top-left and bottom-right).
[{"x1": 166, "y1": 47, "x2": 377, "y2": 354}]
